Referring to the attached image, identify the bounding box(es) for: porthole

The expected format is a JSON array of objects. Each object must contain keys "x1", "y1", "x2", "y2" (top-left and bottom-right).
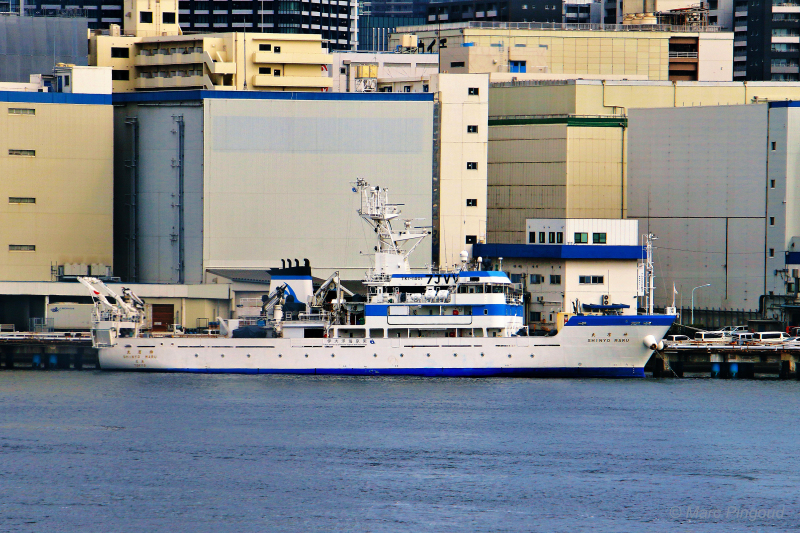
[
  {"x1": 530, "y1": 354, "x2": 534, "y2": 358},
  {"x1": 221, "y1": 354, "x2": 224, "y2": 358},
  {"x1": 331, "y1": 354, "x2": 335, "y2": 358},
  {"x1": 427, "y1": 353, "x2": 430, "y2": 357},
  {"x1": 454, "y1": 353, "x2": 458, "y2": 357},
  {"x1": 305, "y1": 354, "x2": 308, "y2": 358},
  {"x1": 374, "y1": 353, "x2": 377, "y2": 357},
  {"x1": 508, "y1": 354, "x2": 512, "y2": 358},
  {"x1": 194, "y1": 354, "x2": 198, "y2": 357},
  {"x1": 400, "y1": 353, "x2": 404, "y2": 357},
  {"x1": 278, "y1": 354, "x2": 282, "y2": 358},
  {"x1": 480, "y1": 352, "x2": 484, "y2": 357},
  {"x1": 247, "y1": 354, "x2": 251, "y2": 358}
]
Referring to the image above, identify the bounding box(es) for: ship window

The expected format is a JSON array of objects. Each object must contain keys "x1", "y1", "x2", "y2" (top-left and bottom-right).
[
  {"x1": 539, "y1": 231, "x2": 545, "y2": 243},
  {"x1": 274, "y1": 69, "x2": 281, "y2": 76},
  {"x1": 9, "y1": 149, "x2": 35, "y2": 157},
  {"x1": 549, "y1": 232, "x2": 555, "y2": 244},
  {"x1": 770, "y1": 217, "x2": 775, "y2": 226},
  {"x1": 574, "y1": 232, "x2": 588, "y2": 244},
  {"x1": 274, "y1": 46, "x2": 281, "y2": 53},
  {"x1": 9, "y1": 197, "x2": 35, "y2": 204},
  {"x1": 484, "y1": 309, "x2": 488, "y2": 315},
  {"x1": 8, "y1": 108, "x2": 35, "y2": 115},
  {"x1": 9, "y1": 244, "x2": 35, "y2": 251},
  {"x1": 468, "y1": 87, "x2": 479, "y2": 95},
  {"x1": 769, "y1": 248, "x2": 775, "y2": 257},
  {"x1": 163, "y1": 12, "x2": 176, "y2": 23},
  {"x1": 465, "y1": 235, "x2": 477, "y2": 244},
  {"x1": 467, "y1": 125, "x2": 478, "y2": 133}
]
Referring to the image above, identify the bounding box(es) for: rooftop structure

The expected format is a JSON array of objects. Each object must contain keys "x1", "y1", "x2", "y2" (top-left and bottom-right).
[{"x1": 391, "y1": 21, "x2": 733, "y2": 81}]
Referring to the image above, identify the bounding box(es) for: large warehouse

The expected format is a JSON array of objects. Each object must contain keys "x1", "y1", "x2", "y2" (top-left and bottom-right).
[
  {"x1": 627, "y1": 102, "x2": 800, "y2": 324},
  {"x1": 112, "y1": 91, "x2": 435, "y2": 283}
]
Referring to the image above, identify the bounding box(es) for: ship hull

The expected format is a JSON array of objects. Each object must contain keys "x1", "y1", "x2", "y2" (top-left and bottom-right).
[{"x1": 98, "y1": 316, "x2": 673, "y2": 378}]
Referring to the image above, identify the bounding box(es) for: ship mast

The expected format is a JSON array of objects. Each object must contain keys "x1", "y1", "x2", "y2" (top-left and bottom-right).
[{"x1": 355, "y1": 178, "x2": 428, "y2": 277}]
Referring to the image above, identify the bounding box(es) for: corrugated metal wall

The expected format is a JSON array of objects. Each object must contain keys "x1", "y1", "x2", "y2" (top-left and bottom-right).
[
  {"x1": 0, "y1": 17, "x2": 88, "y2": 83},
  {"x1": 628, "y1": 104, "x2": 768, "y2": 311}
]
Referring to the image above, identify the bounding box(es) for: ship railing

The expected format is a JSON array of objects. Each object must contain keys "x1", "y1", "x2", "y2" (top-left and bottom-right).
[
  {"x1": 237, "y1": 315, "x2": 270, "y2": 327},
  {"x1": 296, "y1": 312, "x2": 329, "y2": 322}
]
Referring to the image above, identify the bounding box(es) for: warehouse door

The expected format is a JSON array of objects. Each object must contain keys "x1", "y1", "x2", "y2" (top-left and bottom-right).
[{"x1": 151, "y1": 304, "x2": 174, "y2": 332}]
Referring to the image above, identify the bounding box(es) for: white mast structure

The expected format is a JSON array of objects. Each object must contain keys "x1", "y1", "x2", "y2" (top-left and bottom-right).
[
  {"x1": 356, "y1": 178, "x2": 428, "y2": 278},
  {"x1": 644, "y1": 233, "x2": 657, "y2": 315}
]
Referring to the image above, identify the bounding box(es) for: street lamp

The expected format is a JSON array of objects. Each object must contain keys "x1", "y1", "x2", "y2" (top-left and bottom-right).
[{"x1": 691, "y1": 284, "x2": 711, "y2": 325}]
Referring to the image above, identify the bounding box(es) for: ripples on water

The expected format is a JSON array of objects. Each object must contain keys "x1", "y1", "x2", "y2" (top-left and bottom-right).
[{"x1": 1, "y1": 372, "x2": 798, "y2": 532}]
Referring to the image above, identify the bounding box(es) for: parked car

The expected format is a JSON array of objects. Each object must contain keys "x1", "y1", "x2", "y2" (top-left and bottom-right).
[
  {"x1": 665, "y1": 334, "x2": 690, "y2": 342},
  {"x1": 752, "y1": 331, "x2": 791, "y2": 343}
]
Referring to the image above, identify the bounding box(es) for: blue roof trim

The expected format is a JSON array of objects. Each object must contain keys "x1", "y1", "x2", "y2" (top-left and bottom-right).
[
  {"x1": 769, "y1": 101, "x2": 800, "y2": 108},
  {"x1": 112, "y1": 90, "x2": 434, "y2": 104},
  {"x1": 473, "y1": 243, "x2": 645, "y2": 260},
  {"x1": 270, "y1": 275, "x2": 313, "y2": 280},
  {"x1": 0, "y1": 91, "x2": 112, "y2": 105},
  {"x1": 565, "y1": 315, "x2": 676, "y2": 326}
]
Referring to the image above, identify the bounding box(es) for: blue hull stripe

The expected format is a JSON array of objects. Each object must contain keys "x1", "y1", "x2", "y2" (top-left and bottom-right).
[
  {"x1": 103, "y1": 366, "x2": 646, "y2": 378},
  {"x1": 565, "y1": 314, "x2": 676, "y2": 327}
]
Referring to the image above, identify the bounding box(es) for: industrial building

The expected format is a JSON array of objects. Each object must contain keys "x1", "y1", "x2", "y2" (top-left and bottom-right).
[
  {"x1": 112, "y1": 90, "x2": 434, "y2": 284},
  {"x1": 88, "y1": 0, "x2": 333, "y2": 92},
  {"x1": 391, "y1": 21, "x2": 733, "y2": 81},
  {"x1": 627, "y1": 101, "x2": 800, "y2": 325},
  {"x1": 485, "y1": 79, "x2": 800, "y2": 245},
  {"x1": 0, "y1": 66, "x2": 113, "y2": 283},
  {"x1": 474, "y1": 218, "x2": 642, "y2": 326},
  {"x1": 0, "y1": 13, "x2": 89, "y2": 83}
]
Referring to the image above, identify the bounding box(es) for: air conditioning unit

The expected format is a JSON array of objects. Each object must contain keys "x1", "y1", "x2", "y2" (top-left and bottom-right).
[
  {"x1": 602, "y1": 294, "x2": 609, "y2": 305},
  {"x1": 537, "y1": 296, "x2": 544, "y2": 302}
]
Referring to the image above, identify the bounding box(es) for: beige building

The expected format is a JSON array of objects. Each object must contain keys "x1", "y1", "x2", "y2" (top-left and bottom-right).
[
  {"x1": 436, "y1": 73, "x2": 489, "y2": 269},
  {"x1": 90, "y1": 0, "x2": 332, "y2": 92},
  {"x1": 487, "y1": 79, "x2": 800, "y2": 243},
  {"x1": 392, "y1": 22, "x2": 733, "y2": 82},
  {"x1": 0, "y1": 68, "x2": 113, "y2": 282},
  {"x1": 331, "y1": 52, "x2": 439, "y2": 93}
]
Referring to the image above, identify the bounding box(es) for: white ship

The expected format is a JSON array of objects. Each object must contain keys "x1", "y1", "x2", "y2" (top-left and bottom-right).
[{"x1": 79, "y1": 180, "x2": 675, "y2": 378}]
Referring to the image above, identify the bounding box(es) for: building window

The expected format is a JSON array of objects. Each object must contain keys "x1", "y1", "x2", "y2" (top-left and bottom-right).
[
  {"x1": 529, "y1": 231, "x2": 536, "y2": 243},
  {"x1": 9, "y1": 197, "x2": 35, "y2": 204},
  {"x1": 465, "y1": 235, "x2": 477, "y2": 244},
  {"x1": 163, "y1": 12, "x2": 176, "y2": 23},
  {"x1": 110, "y1": 47, "x2": 129, "y2": 58},
  {"x1": 8, "y1": 108, "x2": 34, "y2": 115},
  {"x1": 9, "y1": 244, "x2": 35, "y2": 252},
  {"x1": 579, "y1": 275, "x2": 604, "y2": 284},
  {"x1": 574, "y1": 232, "x2": 588, "y2": 244},
  {"x1": 466, "y1": 162, "x2": 477, "y2": 170},
  {"x1": 274, "y1": 69, "x2": 281, "y2": 76},
  {"x1": 467, "y1": 125, "x2": 478, "y2": 133},
  {"x1": 539, "y1": 231, "x2": 545, "y2": 243},
  {"x1": 771, "y1": 180, "x2": 776, "y2": 189},
  {"x1": 530, "y1": 311, "x2": 541, "y2": 322},
  {"x1": 770, "y1": 217, "x2": 775, "y2": 226},
  {"x1": 8, "y1": 149, "x2": 35, "y2": 157},
  {"x1": 260, "y1": 43, "x2": 272, "y2": 51},
  {"x1": 111, "y1": 70, "x2": 130, "y2": 80},
  {"x1": 450, "y1": 61, "x2": 465, "y2": 68},
  {"x1": 769, "y1": 248, "x2": 775, "y2": 258},
  {"x1": 509, "y1": 273, "x2": 522, "y2": 283},
  {"x1": 274, "y1": 46, "x2": 281, "y2": 53},
  {"x1": 549, "y1": 232, "x2": 555, "y2": 244},
  {"x1": 466, "y1": 198, "x2": 477, "y2": 207},
  {"x1": 530, "y1": 274, "x2": 543, "y2": 284},
  {"x1": 423, "y1": 84, "x2": 429, "y2": 92},
  {"x1": 468, "y1": 87, "x2": 479, "y2": 95},
  {"x1": 772, "y1": 141, "x2": 777, "y2": 151},
  {"x1": 404, "y1": 85, "x2": 411, "y2": 92},
  {"x1": 592, "y1": 232, "x2": 607, "y2": 244},
  {"x1": 550, "y1": 274, "x2": 561, "y2": 285},
  {"x1": 140, "y1": 10, "x2": 153, "y2": 23},
  {"x1": 557, "y1": 232, "x2": 563, "y2": 244},
  {"x1": 259, "y1": 67, "x2": 272, "y2": 74}
]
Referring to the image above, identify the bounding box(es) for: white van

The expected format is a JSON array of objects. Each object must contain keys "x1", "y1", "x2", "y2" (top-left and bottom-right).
[
  {"x1": 752, "y1": 331, "x2": 790, "y2": 343},
  {"x1": 731, "y1": 332, "x2": 754, "y2": 344},
  {"x1": 694, "y1": 331, "x2": 725, "y2": 341}
]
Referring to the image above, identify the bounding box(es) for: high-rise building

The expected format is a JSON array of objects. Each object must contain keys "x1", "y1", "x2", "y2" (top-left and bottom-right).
[
  {"x1": 734, "y1": 0, "x2": 800, "y2": 81},
  {"x1": 23, "y1": 0, "x2": 358, "y2": 50}
]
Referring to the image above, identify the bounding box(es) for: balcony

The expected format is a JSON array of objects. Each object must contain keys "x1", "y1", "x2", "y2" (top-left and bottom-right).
[
  {"x1": 734, "y1": 9, "x2": 747, "y2": 16},
  {"x1": 252, "y1": 74, "x2": 333, "y2": 88},
  {"x1": 135, "y1": 50, "x2": 236, "y2": 75},
  {"x1": 135, "y1": 73, "x2": 216, "y2": 90},
  {"x1": 734, "y1": 55, "x2": 747, "y2": 62},
  {"x1": 772, "y1": 65, "x2": 800, "y2": 73},
  {"x1": 252, "y1": 51, "x2": 331, "y2": 64},
  {"x1": 772, "y1": 35, "x2": 800, "y2": 43},
  {"x1": 773, "y1": 4, "x2": 800, "y2": 11}
]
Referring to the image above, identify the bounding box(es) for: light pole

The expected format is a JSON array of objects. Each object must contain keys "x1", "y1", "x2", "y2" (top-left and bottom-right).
[{"x1": 691, "y1": 284, "x2": 711, "y2": 325}]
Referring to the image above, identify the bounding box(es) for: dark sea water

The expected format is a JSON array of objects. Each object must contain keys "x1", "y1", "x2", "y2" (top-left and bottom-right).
[{"x1": 1, "y1": 372, "x2": 799, "y2": 532}]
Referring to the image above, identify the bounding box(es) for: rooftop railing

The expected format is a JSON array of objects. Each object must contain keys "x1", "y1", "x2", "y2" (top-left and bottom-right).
[{"x1": 397, "y1": 21, "x2": 724, "y2": 33}]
